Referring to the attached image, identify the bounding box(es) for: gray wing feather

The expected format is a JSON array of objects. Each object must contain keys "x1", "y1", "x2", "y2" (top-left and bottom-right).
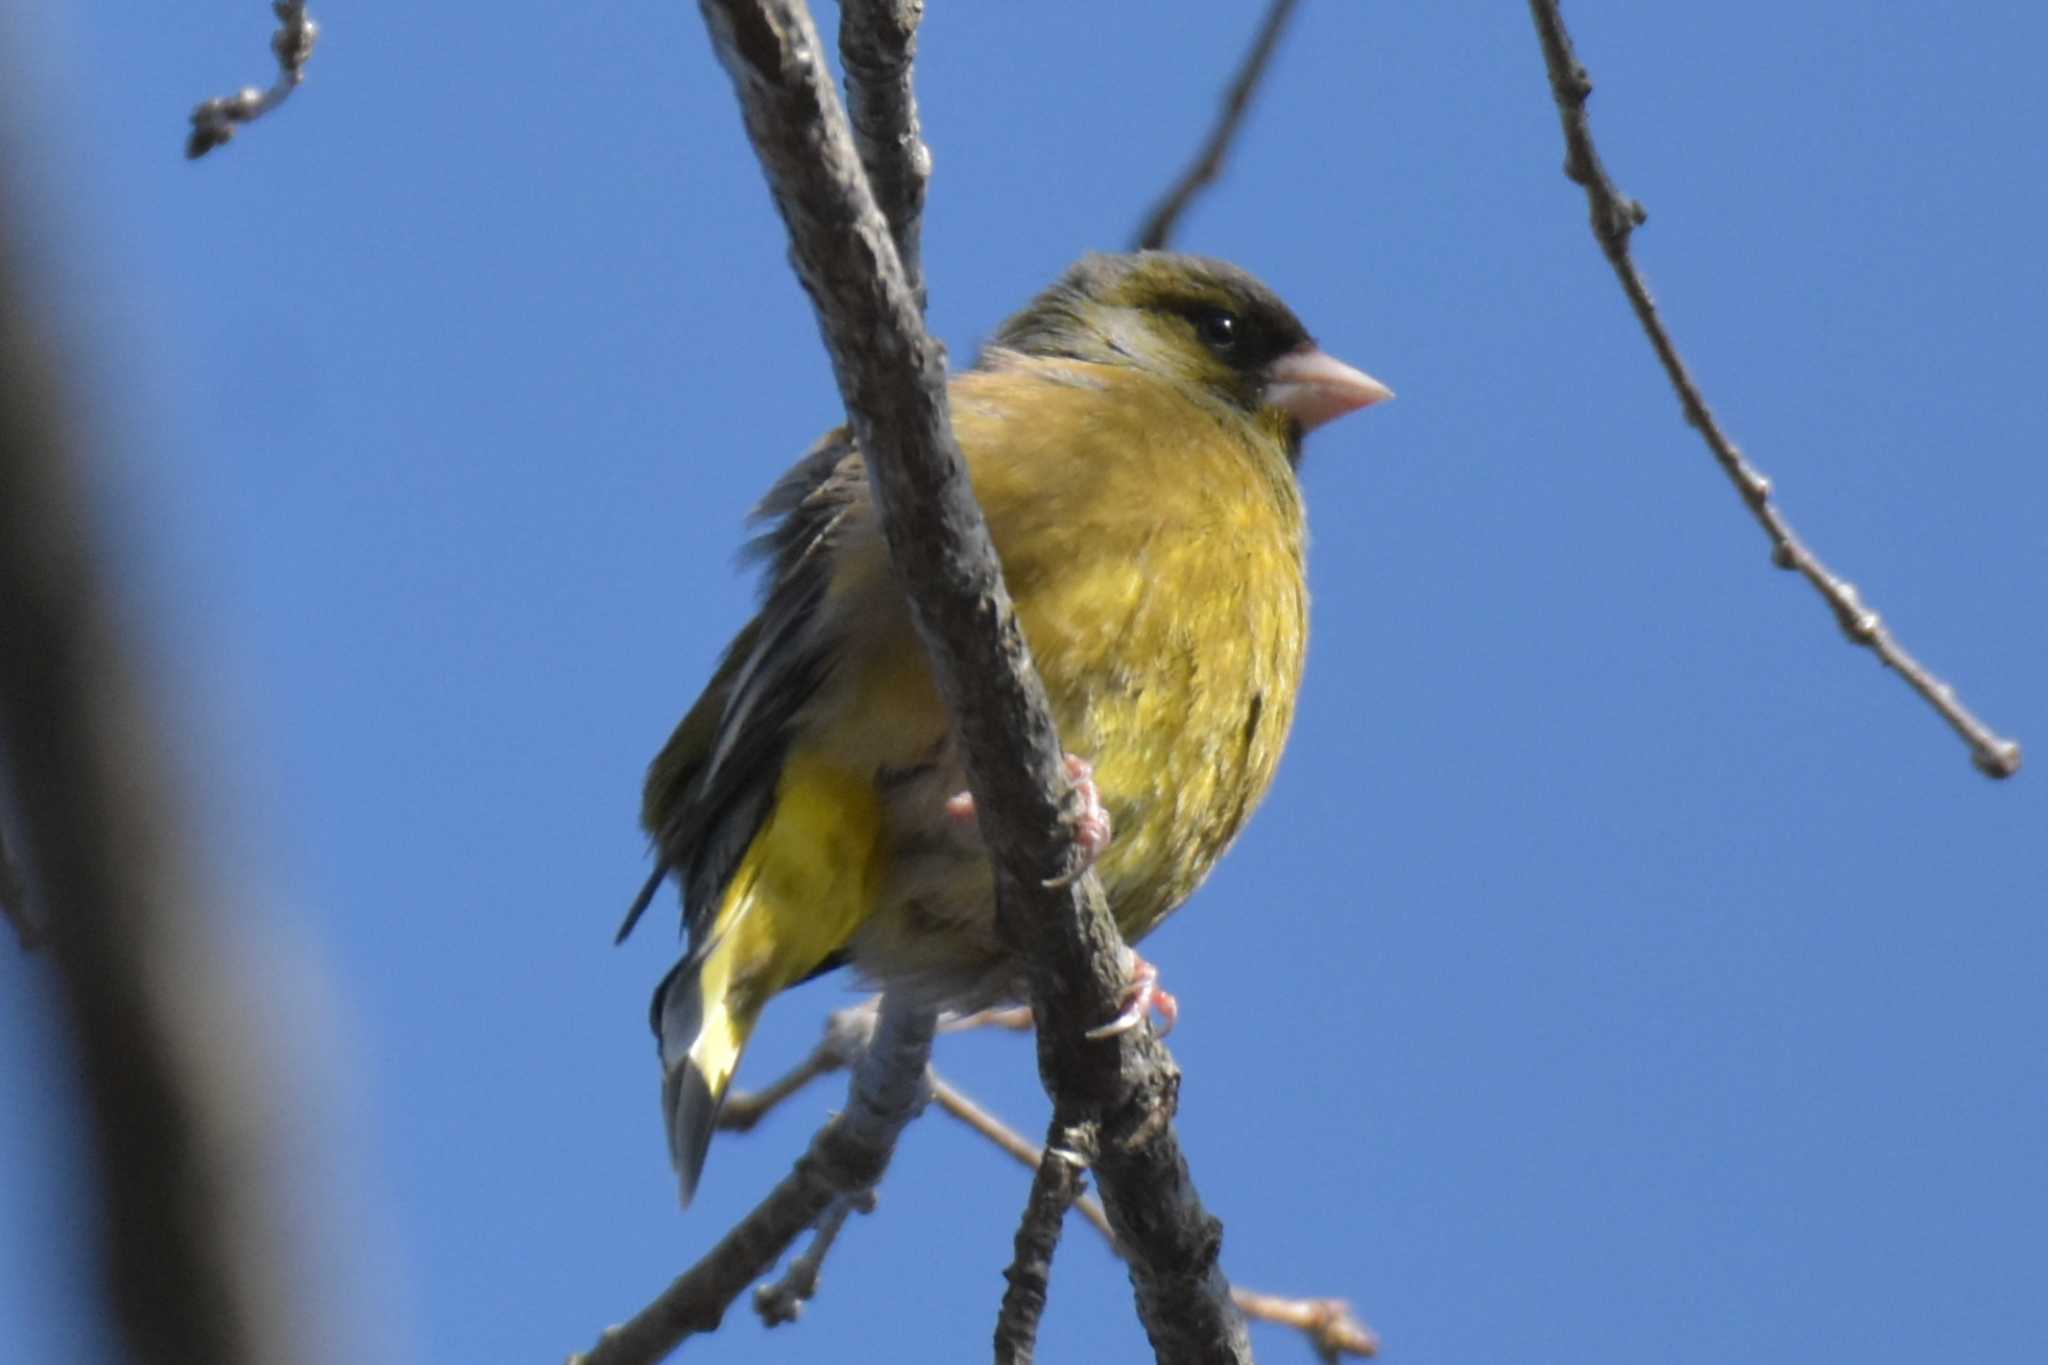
[{"x1": 629, "y1": 429, "x2": 869, "y2": 955}]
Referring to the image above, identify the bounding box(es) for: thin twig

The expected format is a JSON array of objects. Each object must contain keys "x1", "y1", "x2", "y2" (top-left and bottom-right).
[
  {"x1": 572, "y1": 995, "x2": 935, "y2": 1365},
  {"x1": 0, "y1": 122, "x2": 307, "y2": 1364},
  {"x1": 718, "y1": 997, "x2": 1032, "y2": 1132},
  {"x1": 994, "y1": 1117, "x2": 1095, "y2": 1365},
  {"x1": 1132, "y1": 0, "x2": 1302, "y2": 250},
  {"x1": 940, "y1": 1003, "x2": 1034, "y2": 1033},
  {"x1": 693, "y1": 1, "x2": 1249, "y2": 1360},
  {"x1": 932, "y1": 1072, "x2": 1379, "y2": 1360},
  {"x1": 839, "y1": 0, "x2": 931, "y2": 308},
  {"x1": 1525, "y1": 0, "x2": 2021, "y2": 780},
  {"x1": 718, "y1": 999, "x2": 876, "y2": 1132},
  {"x1": 753, "y1": 1189, "x2": 877, "y2": 1326},
  {"x1": 0, "y1": 819, "x2": 38, "y2": 949},
  {"x1": 1232, "y1": 1288, "x2": 1381, "y2": 1364},
  {"x1": 187, "y1": 1, "x2": 319, "y2": 159}
]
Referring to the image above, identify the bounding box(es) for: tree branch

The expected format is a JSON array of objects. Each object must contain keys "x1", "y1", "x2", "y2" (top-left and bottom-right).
[
  {"x1": 0, "y1": 127, "x2": 306, "y2": 1365},
  {"x1": 751, "y1": 1190, "x2": 876, "y2": 1326},
  {"x1": 571, "y1": 994, "x2": 934, "y2": 1365},
  {"x1": 187, "y1": 1, "x2": 319, "y2": 159},
  {"x1": 693, "y1": 1, "x2": 1249, "y2": 1358},
  {"x1": 932, "y1": 1074, "x2": 1380, "y2": 1361},
  {"x1": 838, "y1": 0, "x2": 931, "y2": 308},
  {"x1": 717, "y1": 998, "x2": 878, "y2": 1133},
  {"x1": 1525, "y1": 0, "x2": 2021, "y2": 780},
  {"x1": 1133, "y1": 0, "x2": 1301, "y2": 251},
  {"x1": 644, "y1": 997, "x2": 1380, "y2": 1360},
  {"x1": 994, "y1": 1116, "x2": 1095, "y2": 1364}
]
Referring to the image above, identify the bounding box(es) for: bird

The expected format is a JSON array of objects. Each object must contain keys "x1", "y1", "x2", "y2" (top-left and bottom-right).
[{"x1": 617, "y1": 251, "x2": 1392, "y2": 1204}]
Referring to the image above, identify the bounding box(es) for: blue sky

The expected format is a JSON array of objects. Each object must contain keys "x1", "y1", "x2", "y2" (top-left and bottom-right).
[{"x1": 3, "y1": 3, "x2": 2043, "y2": 1362}]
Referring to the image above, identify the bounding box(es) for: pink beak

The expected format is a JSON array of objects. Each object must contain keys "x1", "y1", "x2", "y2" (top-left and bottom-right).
[{"x1": 1264, "y1": 347, "x2": 1394, "y2": 431}]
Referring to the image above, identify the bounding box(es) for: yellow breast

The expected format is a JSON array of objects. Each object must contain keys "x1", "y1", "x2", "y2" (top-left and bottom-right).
[
  {"x1": 815, "y1": 362, "x2": 1309, "y2": 999},
  {"x1": 965, "y1": 365, "x2": 1309, "y2": 939}
]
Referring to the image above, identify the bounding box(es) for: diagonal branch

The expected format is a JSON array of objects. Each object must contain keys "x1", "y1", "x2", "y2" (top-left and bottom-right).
[
  {"x1": 994, "y1": 1114, "x2": 1095, "y2": 1364},
  {"x1": 0, "y1": 128, "x2": 307, "y2": 1365},
  {"x1": 571, "y1": 994, "x2": 934, "y2": 1365},
  {"x1": 1133, "y1": 0, "x2": 1302, "y2": 251},
  {"x1": 187, "y1": 1, "x2": 320, "y2": 159},
  {"x1": 933, "y1": 1074, "x2": 1380, "y2": 1361},
  {"x1": 839, "y1": 0, "x2": 932, "y2": 308},
  {"x1": 751, "y1": 1189, "x2": 877, "y2": 1326},
  {"x1": 691, "y1": 1, "x2": 1249, "y2": 1358},
  {"x1": 1525, "y1": 0, "x2": 2021, "y2": 780}
]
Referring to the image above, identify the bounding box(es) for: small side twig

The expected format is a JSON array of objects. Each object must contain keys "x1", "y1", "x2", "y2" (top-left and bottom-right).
[
  {"x1": 187, "y1": 2, "x2": 319, "y2": 159},
  {"x1": 752, "y1": 1189, "x2": 877, "y2": 1326},
  {"x1": 1525, "y1": 0, "x2": 2021, "y2": 780},
  {"x1": 940, "y1": 1003, "x2": 1034, "y2": 1034},
  {"x1": 839, "y1": 0, "x2": 932, "y2": 308},
  {"x1": 718, "y1": 998, "x2": 877, "y2": 1132},
  {"x1": 571, "y1": 994, "x2": 934, "y2": 1365},
  {"x1": 994, "y1": 1116, "x2": 1096, "y2": 1365},
  {"x1": 932, "y1": 1072, "x2": 1379, "y2": 1360},
  {"x1": 1132, "y1": 0, "x2": 1302, "y2": 250}
]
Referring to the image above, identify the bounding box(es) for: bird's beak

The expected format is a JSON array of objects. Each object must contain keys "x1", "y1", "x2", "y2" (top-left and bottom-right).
[{"x1": 1264, "y1": 347, "x2": 1394, "y2": 431}]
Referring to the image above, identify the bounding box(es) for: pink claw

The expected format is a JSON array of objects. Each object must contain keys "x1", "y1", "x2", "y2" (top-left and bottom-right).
[
  {"x1": 948, "y1": 754, "x2": 1113, "y2": 881},
  {"x1": 1085, "y1": 955, "x2": 1180, "y2": 1041},
  {"x1": 1060, "y1": 754, "x2": 1113, "y2": 871}
]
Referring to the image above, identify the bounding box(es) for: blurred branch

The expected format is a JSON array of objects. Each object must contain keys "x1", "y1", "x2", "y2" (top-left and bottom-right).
[
  {"x1": 1133, "y1": 0, "x2": 1301, "y2": 250},
  {"x1": 187, "y1": 1, "x2": 319, "y2": 159},
  {"x1": 571, "y1": 995, "x2": 934, "y2": 1365},
  {"x1": 0, "y1": 819, "x2": 38, "y2": 948},
  {"x1": 717, "y1": 998, "x2": 878, "y2": 1133},
  {"x1": 941, "y1": 1002, "x2": 1034, "y2": 1033},
  {"x1": 751, "y1": 1189, "x2": 875, "y2": 1326},
  {"x1": 1525, "y1": 0, "x2": 2022, "y2": 780},
  {"x1": 693, "y1": 0, "x2": 1248, "y2": 1358},
  {"x1": 0, "y1": 126, "x2": 305, "y2": 1365}
]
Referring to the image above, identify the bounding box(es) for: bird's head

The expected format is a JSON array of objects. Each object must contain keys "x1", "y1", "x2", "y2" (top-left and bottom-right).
[{"x1": 987, "y1": 251, "x2": 1392, "y2": 455}]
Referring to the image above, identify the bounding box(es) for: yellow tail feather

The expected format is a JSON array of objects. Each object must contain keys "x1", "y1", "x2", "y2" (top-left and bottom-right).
[{"x1": 656, "y1": 753, "x2": 884, "y2": 1204}]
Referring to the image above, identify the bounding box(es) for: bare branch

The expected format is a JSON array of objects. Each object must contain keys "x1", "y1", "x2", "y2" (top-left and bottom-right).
[
  {"x1": 932, "y1": 1072, "x2": 1379, "y2": 1360},
  {"x1": 941, "y1": 1003, "x2": 1035, "y2": 1034},
  {"x1": 994, "y1": 1117, "x2": 1095, "y2": 1364},
  {"x1": 1133, "y1": 0, "x2": 1301, "y2": 251},
  {"x1": 572, "y1": 995, "x2": 934, "y2": 1365},
  {"x1": 1232, "y1": 1288, "x2": 1381, "y2": 1363},
  {"x1": 752, "y1": 1189, "x2": 877, "y2": 1326},
  {"x1": 0, "y1": 131, "x2": 307, "y2": 1365},
  {"x1": 718, "y1": 998, "x2": 876, "y2": 1132},
  {"x1": 693, "y1": 1, "x2": 1248, "y2": 1359},
  {"x1": 716, "y1": 996, "x2": 1032, "y2": 1136},
  {"x1": 1525, "y1": 0, "x2": 2022, "y2": 781},
  {"x1": 187, "y1": 1, "x2": 319, "y2": 159},
  {"x1": 839, "y1": 0, "x2": 931, "y2": 307}
]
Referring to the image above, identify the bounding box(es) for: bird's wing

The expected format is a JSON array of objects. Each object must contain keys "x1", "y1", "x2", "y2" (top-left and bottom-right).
[{"x1": 617, "y1": 428, "x2": 870, "y2": 948}]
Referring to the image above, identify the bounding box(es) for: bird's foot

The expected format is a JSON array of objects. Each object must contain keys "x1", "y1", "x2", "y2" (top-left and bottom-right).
[
  {"x1": 946, "y1": 753, "x2": 1113, "y2": 883},
  {"x1": 1085, "y1": 954, "x2": 1179, "y2": 1041},
  {"x1": 1060, "y1": 754, "x2": 1114, "y2": 869}
]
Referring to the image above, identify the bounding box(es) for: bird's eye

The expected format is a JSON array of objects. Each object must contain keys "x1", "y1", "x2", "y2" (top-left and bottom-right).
[{"x1": 1196, "y1": 309, "x2": 1240, "y2": 351}]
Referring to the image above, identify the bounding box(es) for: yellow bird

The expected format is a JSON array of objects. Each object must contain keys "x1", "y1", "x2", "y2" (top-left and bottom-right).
[{"x1": 618, "y1": 252, "x2": 1391, "y2": 1202}]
